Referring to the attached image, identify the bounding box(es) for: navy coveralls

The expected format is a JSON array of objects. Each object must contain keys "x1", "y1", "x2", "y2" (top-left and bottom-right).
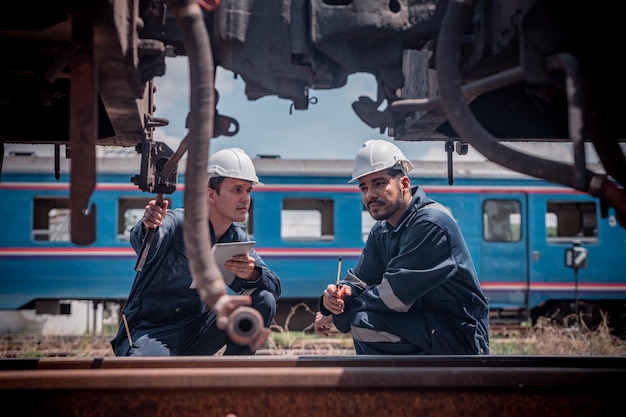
[
  {"x1": 321, "y1": 186, "x2": 490, "y2": 355},
  {"x1": 111, "y1": 208, "x2": 281, "y2": 356}
]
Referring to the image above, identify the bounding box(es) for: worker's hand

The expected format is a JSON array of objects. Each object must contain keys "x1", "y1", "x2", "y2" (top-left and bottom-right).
[
  {"x1": 213, "y1": 294, "x2": 269, "y2": 351},
  {"x1": 213, "y1": 294, "x2": 253, "y2": 330},
  {"x1": 142, "y1": 199, "x2": 169, "y2": 229},
  {"x1": 224, "y1": 254, "x2": 260, "y2": 281},
  {"x1": 322, "y1": 284, "x2": 352, "y2": 314},
  {"x1": 315, "y1": 311, "x2": 334, "y2": 337},
  {"x1": 248, "y1": 327, "x2": 271, "y2": 351}
]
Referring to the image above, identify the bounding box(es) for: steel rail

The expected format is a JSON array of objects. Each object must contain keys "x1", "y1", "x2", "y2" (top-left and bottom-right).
[
  {"x1": 0, "y1": 356, "x2": 624, "y2": 417},
  {"x1": 1, "y1": 355, "x2": 625, "y2": 370}
]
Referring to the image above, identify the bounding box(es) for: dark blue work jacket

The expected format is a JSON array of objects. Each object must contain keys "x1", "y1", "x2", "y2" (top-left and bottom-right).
[
  {"x1": 324, "y1": 186, "x2": 490, "y2": 354},
  {"x1": 110, "y1": 208, "x2": 281, "y2": 355}
]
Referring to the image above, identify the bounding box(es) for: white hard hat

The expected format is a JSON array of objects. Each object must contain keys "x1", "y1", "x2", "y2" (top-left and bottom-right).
[
  {"x1": 208, "y1": 148, "x2": 262, "y2": 185},
  {"x1": 349, "y1": 140, "x2": 413, "y2": 183}
]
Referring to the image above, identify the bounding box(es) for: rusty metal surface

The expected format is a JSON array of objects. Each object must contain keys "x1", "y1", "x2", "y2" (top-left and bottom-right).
[
  {"x1": 0, "y1": 356, "x2": 624, "y2": 417},
  {"x1": 2, "y1": 354, "x2": 626, "y2": 370},
  {"x1": 3, "y1": 386, "x2": 619, "y2": 417},
  {"x1": 0, "y1": 0, "x2": 155, "y2": 147},
  {"x1": 2, "y1": 1, "x2": 625, "y2": 237},
  {"x1": 69, "y1": 51, "x2": 97, "y2": 245}
]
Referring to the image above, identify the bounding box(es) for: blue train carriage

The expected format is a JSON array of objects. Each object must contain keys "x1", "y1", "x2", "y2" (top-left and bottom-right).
[
  {"x1": 253, "y1": 157, "x2": 626, "y2": 334},
  {"x1": 0, "y1": 153, "x2": 625, "y2": 335},
  {"x1": 421, "y1": 171, "x2": 626, "y2": 334},
  {"x1": 0, "y1": 154, "x2": 163, "y2": 317}
]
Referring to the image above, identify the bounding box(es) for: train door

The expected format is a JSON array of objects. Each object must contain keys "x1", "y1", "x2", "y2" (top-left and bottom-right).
[
  {"x1": 479, "y1": 193, "x2": 529, "y2": 316},
  {"x1": 525, "y1": 195, "x2": 612, "y2": 325}
]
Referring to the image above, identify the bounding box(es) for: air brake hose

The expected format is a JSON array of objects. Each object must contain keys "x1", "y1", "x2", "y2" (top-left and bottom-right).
[
  {"x1": 435, "y1": 0, "x2": 626, "y2": 227},
  {"x1": 435, "y1": 0, "x2": 596, "y2": 191},
  {"x1": 166, "y1": 0, "x2": 265, "y2": 347}
]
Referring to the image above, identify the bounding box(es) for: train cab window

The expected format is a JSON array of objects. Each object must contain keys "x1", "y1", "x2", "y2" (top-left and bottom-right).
[
  {"x1": 483, "y1": 200, "x2": 521, "y2": 242},
  {"x1": 281, "y1": 198, "x2": 334, "y2": 241},
  {"x1": 33, "y1": 198, "x2": 71, "y2": 241},
  {"x1": 546, "y1": 201, "x2": 598, "y2": 242}
]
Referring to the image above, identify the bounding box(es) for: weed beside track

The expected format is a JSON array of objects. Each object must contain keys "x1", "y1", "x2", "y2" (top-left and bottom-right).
[{"x1": 2, "y1": 311, "x2": 626, "y2": 358}]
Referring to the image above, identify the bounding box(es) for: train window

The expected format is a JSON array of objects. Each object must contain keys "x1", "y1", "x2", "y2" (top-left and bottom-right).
[
  {"x1": 483, "y1": 200, "x2": 521, "y2": 242},
  {"x1": 116, "y1": 198, "x2": 251, "y2": 241},
  {"x1": 281, "y1": 198, "x2": 334, "y2": 241},
  {"x1": 546, "y1": 201, "x2": 598, "y2": 242},
  {"x1": 33, "y1": 198, "x2": 71, "y2": 241},
  {"x1": 362, "y1": 208, "x2": 376, "y2": 241}
]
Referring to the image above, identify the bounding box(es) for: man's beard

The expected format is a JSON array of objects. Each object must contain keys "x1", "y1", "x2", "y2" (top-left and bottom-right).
[{"x1": 368, "y1": 187, "x2": 404, "y2": 221}]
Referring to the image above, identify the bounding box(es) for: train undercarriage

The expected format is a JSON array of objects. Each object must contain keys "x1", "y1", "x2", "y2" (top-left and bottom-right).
[
  {"x1": 1, "y1": 0, "x2": 625, "y2": 243},
  {"x1": 1, "y1": 1, "x2": 625, "y2": 345}
]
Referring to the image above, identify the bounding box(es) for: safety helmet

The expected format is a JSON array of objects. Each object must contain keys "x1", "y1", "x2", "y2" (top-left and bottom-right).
[
  {"x1": 349, "y1": 140, "x2": 413, "y2": 183},
  {"x1": 207, "y1": 148, "x2": 262, "y2": 185}
]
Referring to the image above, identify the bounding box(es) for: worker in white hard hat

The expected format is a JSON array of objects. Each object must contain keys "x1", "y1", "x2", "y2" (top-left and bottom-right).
[
  {"x1": 315, "y1": 139, "x2": 490, "y2": 355},
  {"x1": 112, "y1": 148, "x2": 281, "y2": 357}
]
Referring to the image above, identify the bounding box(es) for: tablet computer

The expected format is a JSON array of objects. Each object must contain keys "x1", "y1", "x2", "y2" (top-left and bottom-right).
[{"x1": 211, "y1": 241, "x2": 256, "y2": 285}]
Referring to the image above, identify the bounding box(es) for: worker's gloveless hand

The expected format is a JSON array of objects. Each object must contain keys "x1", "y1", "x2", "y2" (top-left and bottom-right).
[
  {"x1": 212, "y1": 294, "x2": 268, "y2": 351},
  {"x1": 224, "y1": 254, "x2": 260, "y2": 281},
  {"x1": 322, "y1": 284, "x2": 352, "y2": 314},
  {"x1": 142, "y1": 199, "x2": 169, "y2": 229},
  {"x1": 315, "y1": 311, "x2": 334, "y2": 337}
]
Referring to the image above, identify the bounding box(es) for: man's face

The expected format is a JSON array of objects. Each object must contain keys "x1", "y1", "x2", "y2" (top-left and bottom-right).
[
  {"x1": 358, "y1": 172, "x2": 406, "y2": 224},
  {"x1": 210, "y1": 177, "x2": 253, "y2": 223}
]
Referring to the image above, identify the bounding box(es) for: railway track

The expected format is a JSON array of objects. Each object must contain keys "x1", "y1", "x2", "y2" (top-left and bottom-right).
[{"x1": 1, "y1": 355, "x2": 624, "y2": 417}]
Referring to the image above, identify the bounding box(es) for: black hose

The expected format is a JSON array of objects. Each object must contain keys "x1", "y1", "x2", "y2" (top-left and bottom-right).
[
  {"x1": 165, "y1": 1, "x2": 266, "y2": 346},
  {"x1": 167, "y1": 0, "x2": 225, "y2": 306},
  {"x1": 435, "y1": 0, "x2": 598, "y2": 194}
]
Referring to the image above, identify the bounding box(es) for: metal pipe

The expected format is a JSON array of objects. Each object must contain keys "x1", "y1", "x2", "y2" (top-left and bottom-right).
[
  {"x1": 436, "y1": 1, "x2": 596, "y2": 194},
  {"x1": 166, "y1": 0, "x2": 265, "y2": 348},
  {"x1": 390, "y1": 66, "x2": 525, "y2": 113},
  {"x1": 225, "y1": 306, "x2": 265, "y2": 347},
  {"x1": 435, "y1": 0, "x2": 626, "y2": 227},
  {"x1": 544, "y1": 53, "x2": 587, "y2": 191},
  {"x1": 168, "y1": 0, "x2": 225, "y2": 305}
]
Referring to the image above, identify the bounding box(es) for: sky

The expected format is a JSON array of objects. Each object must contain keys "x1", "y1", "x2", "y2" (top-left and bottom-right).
[
  {"x1": 2, "y1": 56, "x2": 598, "y2": 164},
  {"x1": 151, "y1": 58, "x2": 609, "y2": 164},
  {"x1": 151, "y1": 57, "x2": 448, "y2": 161},
  {"x1": 4, "y1": 55, "x2": 456, "y2": 161}
]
